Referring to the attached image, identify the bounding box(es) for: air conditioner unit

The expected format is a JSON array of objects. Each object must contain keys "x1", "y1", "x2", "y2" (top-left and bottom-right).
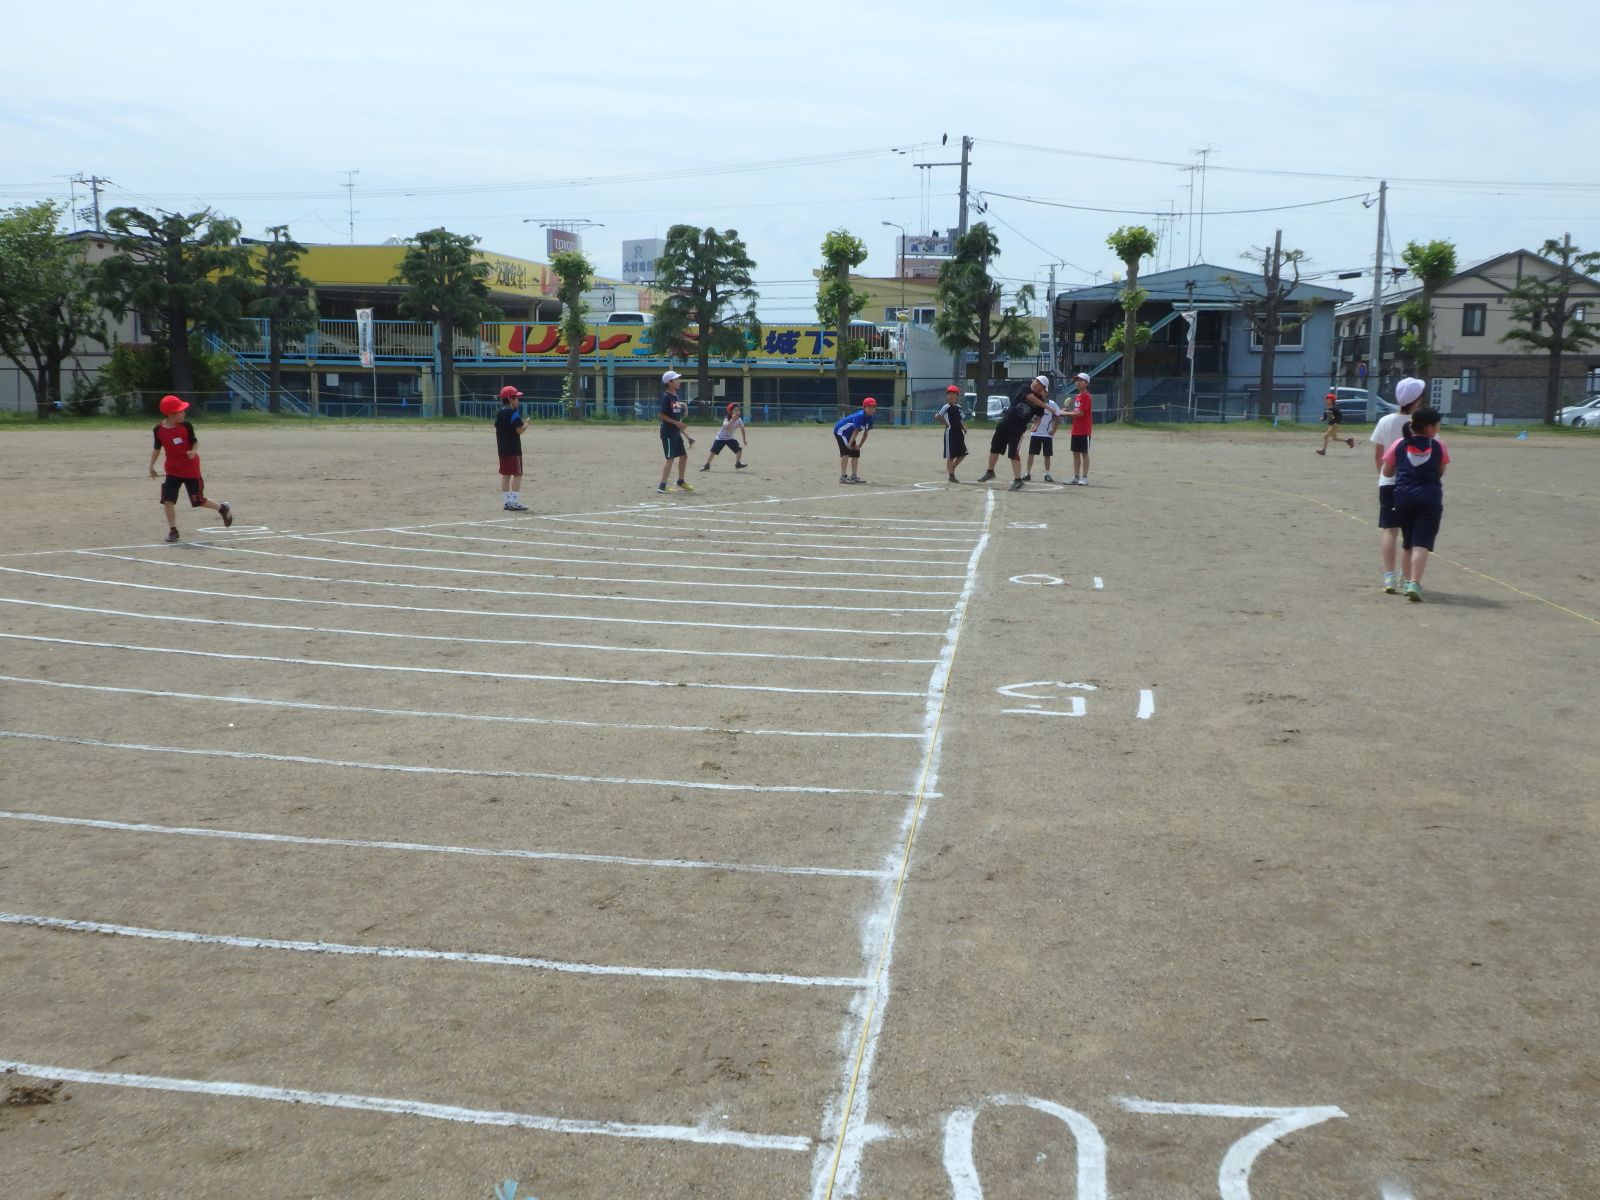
[{"x1": 1430, "y1": 378, "x2": 1460, "y2": 414}]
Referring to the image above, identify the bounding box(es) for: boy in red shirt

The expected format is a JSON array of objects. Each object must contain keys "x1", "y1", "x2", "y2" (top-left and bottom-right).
[
  {"x1": 1066, "y1": 372, "x2": 1094, "y2": 485},
  {"x1": 148, "y1": 395, "x2": 232, "y2": 542}
]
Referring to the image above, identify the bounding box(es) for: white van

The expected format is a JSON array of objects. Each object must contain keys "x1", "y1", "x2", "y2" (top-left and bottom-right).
[{"x1": 605, "y1": 312, "x2": 652, "y2": 325}]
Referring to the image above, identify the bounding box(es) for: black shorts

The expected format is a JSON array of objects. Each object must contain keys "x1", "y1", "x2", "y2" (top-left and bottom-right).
[
  {"x1": 710, "y1": 437, "x2": 741, "y2": 455},
  {"x1": 990, "y1": 422, "x2": 1025, "y2": 458},
  {"x1": 1394, "y1": 494, "x2": 1443, "y2": 552},
  {"x1": 661, "y1": 430, "x2": 686, "y2": 460},
  {"x1": 1378, "y1": 486, "x2": 1398, "y2": 530},
  {"x1": 160, "y1": 475, "x2": 205, "y2": 506},
  {"x1": 943, "y1": 429, "x2": 968, "y2": 459},
  {"x1": 834, "y1": 432, "x2": 861, "y2": 458},
  {"x1": 1069, "y1": 434, "x2": 1090, "y2": 453},
  {"x1": 1028, "y1": 435, "x2": 1054, "y2": 456}
]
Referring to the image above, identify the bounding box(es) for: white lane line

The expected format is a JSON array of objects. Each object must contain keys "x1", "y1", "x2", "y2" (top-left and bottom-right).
[
  {"x1": 512, "y1": 518, "x2": 972, "y2": 553},
  {"x1": 85, "y1": 546, "x2": 959, "y2": 598},
  {"x1": 1137, "y1": 689, "x2": 1156, "y2": 720},
  {"x1": 0, "y1": 598, "x2": 935, "y2": 667},
  {"x1": 0, "y1": 635, "x2": 928, "y2": 696},
  {"x1": 812, "y1": 490, "x2": 997, "y2": 1200},
  {"x1": 535, "y1": 514, "x2": 979, "y2": 546},
  {"x1": 588, "y1": 511, "x2": 983, "y2": 535},
  {"x1": 0, "y1": 811, "x2": 892, "y2": 879},
  {"x1": 0, "y1": 676, "x2": 919, "y2": 741},
  {"x1": 3, "y1": 569, "x2": 946, "y2": 638},
  {"x1": 0, "y1": 731, "x2": 924, "y2": 797},
  {"x1": 0, "y1": 1060, "x2": 813, "y2": 1151},
  {"x1": 0, "y1": 913, "x2": 868, "y2": 988},
  {"x1": 341, "y1": 530, "x2": 963, "y2": 570}
]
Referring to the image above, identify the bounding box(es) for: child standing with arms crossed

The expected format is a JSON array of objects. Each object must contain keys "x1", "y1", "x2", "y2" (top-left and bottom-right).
[
  {"x1": 148, "y1": 395, "x2": 232, "y2": 542},
  {"x1": 1381, "y1": 405, "x2": 1450, "y2": 602}
]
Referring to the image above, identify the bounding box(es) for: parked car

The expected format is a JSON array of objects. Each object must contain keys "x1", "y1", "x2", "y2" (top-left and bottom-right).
[
  {"x1": 1330, "y1": 387, "x2": 1398, "y2": 423},
  {"x1": 1555, "y1": 394, "x2": 1600, "y2": 426}
]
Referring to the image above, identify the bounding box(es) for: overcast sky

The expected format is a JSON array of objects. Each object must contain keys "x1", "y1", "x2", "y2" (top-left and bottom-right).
[{"x1": 5, "y1": 0, "x2": 1595, "y2": 320}]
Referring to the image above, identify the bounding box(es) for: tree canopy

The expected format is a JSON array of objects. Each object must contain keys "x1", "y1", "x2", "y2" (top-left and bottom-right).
[
  {"x1": 0, "y1": 201, "x2": 104, "y2": 416},
  {"x1": 550, "y1": 249, "x2": 595, "y2": 416},
  {"x1": 652, "y1": 225, "x2": 761, "y2": 402},
  {"x1": 1106, "y1": 225, "x2": 1158, "y2": 420},
  {"x1": 392, "y1": 227, "x2": 498, "y2": 417},
  {"x1": 815, "y1": 228, "x2": 870, "y2": 411},
  {"x1": 934, "y1": 223, "x2": 1035, "y2": 403},
  {"x1": 248, "y1": 225, "x2": 317, "y2": 413},
  {"x1": 1500, "y1": 235, "x2": 1600, "y2": 423},
  {"x1": 1397, "y1": 239, "x2": 1457, "y2": 371}
]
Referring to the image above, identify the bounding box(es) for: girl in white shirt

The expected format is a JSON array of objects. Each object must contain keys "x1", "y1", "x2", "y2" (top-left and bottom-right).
[{"x1": 700, "y1": 403, "x2": 751, "y2": 471}]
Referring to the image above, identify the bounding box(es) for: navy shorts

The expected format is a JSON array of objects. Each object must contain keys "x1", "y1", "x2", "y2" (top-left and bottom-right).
[
  {"x1": 661, "y1": 430, "x2": 686, "y2": 460},
  {"x1": 1028, "y1": 435, "x2": 1054, "y2": 456},
  {"x1": 710, "y1": 437, "x2": 741, "y2": 455},
  {"x1": 1378, "y1": 486, "x2": 1398, "y2": 530},
  {"x1": 943, "y1": 429, "x2": 967, "y2": 459},
  {"x1": 160, "y1": 475, "x2": 205, "y2": 506},
  {"x1": 990, "y1": 423, "x2": 1024, "y2": 458},
  {"x1": 834, "y1": 432, "x2": 861, "y2": 458},
  {"x1": 1394, "y1": 494, "x2": 1443, "y2": 552},
  {"x1": 1069, "y1": 434, "x2": 1091, "y2": 453}
]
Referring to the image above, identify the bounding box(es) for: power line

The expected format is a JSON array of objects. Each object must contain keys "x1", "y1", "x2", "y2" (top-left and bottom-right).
[{"x1": 978, "y1": 189, "x2": 1371, "y2": 218}]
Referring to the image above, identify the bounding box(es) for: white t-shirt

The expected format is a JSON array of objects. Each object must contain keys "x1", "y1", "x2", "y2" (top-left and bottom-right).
[
  {"x1": 1033, "y1": 401, "x2": 1065, "y2": 438},
  {"x1": 1370, "y1": 411, "x2": 1409, "y2": 485},
  {"x1": 716, "y1": 415, "x2": 745, "y2": 441}
]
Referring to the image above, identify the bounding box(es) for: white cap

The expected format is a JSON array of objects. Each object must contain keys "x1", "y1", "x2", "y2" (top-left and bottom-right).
[
  {"x1": 1394, "y1": 377, "x2": 1426, "y2": 408},
  {"x1": 662, "y1": 370, "x2": 684, "y2": 384},
  {"x1": 1074, "y1": 372, "x2": 1091, "y2": 382},
  {"x1": 1033, "y1": 375, "x2": 1051, "y2": 389}
]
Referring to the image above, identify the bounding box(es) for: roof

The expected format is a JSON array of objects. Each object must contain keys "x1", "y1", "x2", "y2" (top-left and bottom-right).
[{"x1": 1054, "y1": 262, "x2": 1352, "y2": 310}]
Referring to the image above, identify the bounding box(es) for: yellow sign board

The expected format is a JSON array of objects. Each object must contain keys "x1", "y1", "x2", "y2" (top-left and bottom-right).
[{"x1": 495, "y1": 323, "x2": 874, "y2": 360}]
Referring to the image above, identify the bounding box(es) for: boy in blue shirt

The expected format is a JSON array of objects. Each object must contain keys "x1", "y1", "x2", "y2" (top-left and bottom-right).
[{"x1": 833, "y1": 397, "x2": 877, "y2": 484}]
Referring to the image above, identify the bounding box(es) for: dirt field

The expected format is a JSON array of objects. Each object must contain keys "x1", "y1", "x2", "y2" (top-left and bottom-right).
[{"x1": 0, "y1": 419, "x2": 1595, "y2": 1200}]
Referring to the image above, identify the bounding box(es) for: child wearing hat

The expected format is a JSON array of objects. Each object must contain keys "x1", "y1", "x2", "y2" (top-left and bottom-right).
[
  {"x1": 1380, "y1": 405, "x2": 1450, "y2": 602},
  {"x1": 1317, "y1": 390, "x2": 1356, "y2": 455},
  {"x1": 1066, "y1": 372, "x2": 1094, "y2": 485},
  {"x1": 1371, "y1": 376, "x2": 1427, "y2": 591},
  {"x1": 495, "y1": 385, "x2": 529, "y2": 510},
  {"x1": 936, "y1": 385, "x2": 968, "y2": 482},
  {"x1": 148, "y1": 395, "x2": 232, "y2": 543},
  {"x1": 700, "y1": 402, "x2": 751, "y2": 471},
  {"x1": 833, "y1": 397, "x2": 877, "y2": 484}
]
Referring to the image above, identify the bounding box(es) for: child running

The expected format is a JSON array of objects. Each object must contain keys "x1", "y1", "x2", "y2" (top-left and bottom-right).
[
  {"x1": 937, "y1": 385, "x2": 968, "y2": 482},
  {"x1": 700, "y1": 402, "x2": 750, "y2": 471},
  {"x1": 1317, "y1": 390, "x2": 1356, "y2": 454},
  {"x1": 1380, "y1": 405, "x2": 1450, "y2": 602},
  {"x1": 833, "y1": 396, "x2": 877, "y2": 484},
  {"x1": 148, "y1": 394, "x2": 232, "y2": 542}
]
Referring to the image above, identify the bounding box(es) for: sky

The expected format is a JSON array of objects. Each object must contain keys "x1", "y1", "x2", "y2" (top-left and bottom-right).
[{"x1": 4, "y1": 0, "x2": 1596, "y2": 321}]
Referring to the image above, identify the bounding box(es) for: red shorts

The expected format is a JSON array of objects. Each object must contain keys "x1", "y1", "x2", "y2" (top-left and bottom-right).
[{"x1": 498, "y1": 454, "x2": 523, "y2": 476}]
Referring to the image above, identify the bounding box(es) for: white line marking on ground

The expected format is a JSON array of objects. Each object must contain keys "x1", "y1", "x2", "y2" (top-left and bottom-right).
[
  {"x1": 572, "y1": 512, "x2": 981, "y2": 537},
  {"x1": 527, "y1": 515, "x2": 978, "y2": 548},
  {"x1": 325, "y1": 530, "x2": 963, "y2": 570},
  {"x1": 0, "y1": 811, "x2": 891, "y2": 879},
  {"x1": 6, "y1": 568, "x2": 946, "y2": 637},
  {"x1": 0, "y1": 597, "x2": 934, "y2": 666},
  {"x1": 0, "y1": 676, "x2": 918, "y2": 740},
  {"x1": 0, "y1": 1060, "x2": 813, "y2": 1150},
  {"x1": 0, "y1": 912, "x2": 867, "y2": 987},
  {"x1": 1093, "y1": 576, "x2": 1104, "y2": 590},
  {"x1": 944, "y1": 1096, "x2": 1108, "y2": 1200},
  {"x1": 1137, "y1": 689, "x2": 1156, "y2": 720},
  {"x1": 812, "y1": 490, "x2": 997, "y2": 1200},
  {"x1": 0, "y1": 731, "x2": 925, "y2": 797}
]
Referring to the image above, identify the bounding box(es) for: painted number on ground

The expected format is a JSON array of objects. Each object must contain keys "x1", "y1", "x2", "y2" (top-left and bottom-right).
[{"x1": 997, "y1": 682, "x2": 1155, "y2": 720}]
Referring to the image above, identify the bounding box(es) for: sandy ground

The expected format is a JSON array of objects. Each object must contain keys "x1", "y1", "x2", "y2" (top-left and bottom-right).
[{"x1": 0, "y1": 418, "x2": 1595, "y2": 1200}]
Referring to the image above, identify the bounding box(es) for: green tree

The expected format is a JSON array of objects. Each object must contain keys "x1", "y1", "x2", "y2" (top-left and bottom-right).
[
  {"x1": 0, "y1": 201, "x2": 105, "y2": 416},
  {"x1": 96, "y1": 207, "x2": 254, "y2": 401},
  {"x1": 392, "y1": 227, "x2": 498, "y2": 418},
  {"x1": 1397, "y1": 239, "x2": 1458, "y2": 372},
  {"x1": 933, "y1": 223, "x2": 1035, "y2": 406},
  {"x1": 1500, "y1": 235, "x2": 1600, "y2": 424},
  {"x1": 248, "y1": 225, "x2": 317, "y2": 414},
  {"x1": 652, "y1": 225, "x2": 761, "y2": 404},
  {"x1": 1106, "y1": 225, "x2": 1159, "y2": 421},
  {"x1": 1223, "y1": 230, "x2": 1310, "y2": 417},
  {"x1": 815, "y1": 228, "x2": 870, "y2": 412},
  {"x1": 549, "y1": 249, "x2": 595, "y2": 417},
  {"x1": 103, "y1": 337, "x2": 234, "y2": 415}
]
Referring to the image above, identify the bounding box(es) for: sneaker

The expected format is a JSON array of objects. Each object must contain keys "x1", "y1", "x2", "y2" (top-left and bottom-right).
[
  {"x1": 1077, "y1": 478, "x2": 1089, "y2": 486},
  {"x1": 1404, "y1": 580, "x2": 1423, "y2": 602},
  {"x1": 948, "y1": 473, "x2": 959, "y2": 483},
  {"x1": 165, "y1": 528, "x2": 180, "y2": 543},
  {"x1": 978, "y1": 470, "x2": 996, "y2": 482},
  {"x1": 849, "y1": 475, "x2": 861, "y2": 484},
  {"x1": 657, "y1": 482, "x2": 667, "y2": 493},
  {"x1": 699, "y1": 463, "x2": 710, "y2": 472},
  {"x1": 840, "y1": 474, "x2": 850, "y2": 484},
  {"x1": 735, "y1": 462, "x2": 748, "y2": 469},
  {"x1": 1383, "y1": 571, "x2": 1400, "y2": 593},
  {"x1": 676, "y1": 480, "x2": 694, "y2": 492},
  {"x1": 1347, "y1": 438, "x2": 1356, "y2": 448},
  {"x1": 1009, "y1": 479, "x2": 1025, "y2": 491},
  {"x1": 1315, "y1": 448, "x2": 1326, "y2": 455},
  {"x1": 219, "y1": 501, "x2": 233, "y2": 528},
  {"x1": 1042, "y1": 473, "x2": 1054, "y2": 483},
  {"x1": 505, "y1": 501, "x2": 529, "y2": 512},
  {"x1": 1020, "y1": 473, "x2": 1032, "y2": 482}
]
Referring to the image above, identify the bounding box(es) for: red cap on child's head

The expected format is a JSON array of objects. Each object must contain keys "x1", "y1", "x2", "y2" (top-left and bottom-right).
[
  {"x1": 946, "y1": 385, "x2": 961, "y2": 394},
  {"x1": 863, "y1": 397, "x2": 877, "y2": 407},
  {"x1": 499, "y1": 386, "x2": 523, "y2": 400},
  {"x1": 727, "y1": 403, "x2": 738, "y2": 416},
  {"x1": 159, "y1": 395, "x2": 188, "y2": 415}
]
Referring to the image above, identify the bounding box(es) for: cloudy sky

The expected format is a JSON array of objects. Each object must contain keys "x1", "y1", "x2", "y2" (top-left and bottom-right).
[{"x1": 5, "y1": 0, "x2": 1595, "y2": 320}]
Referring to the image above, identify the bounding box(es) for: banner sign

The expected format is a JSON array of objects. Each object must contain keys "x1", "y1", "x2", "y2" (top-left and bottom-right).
[
  {"x1": 356, "y1": 308, "x2": 374, "y2": 368},
  {"x1": 547, "y1": 228, "x2": 580, "y2": 257},
  {"x1": 494, "y1": 322, "x2": 893, "y2": 361}
]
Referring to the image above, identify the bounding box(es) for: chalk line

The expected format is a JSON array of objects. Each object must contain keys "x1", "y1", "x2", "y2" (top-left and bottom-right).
[{"x1": 537, "y1": 514, "x2": 979, "y2": 546}]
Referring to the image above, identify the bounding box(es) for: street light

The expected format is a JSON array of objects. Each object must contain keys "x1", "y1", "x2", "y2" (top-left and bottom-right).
[{"x1": 881, "y1": 220, "x2": 907, "y2": 310}]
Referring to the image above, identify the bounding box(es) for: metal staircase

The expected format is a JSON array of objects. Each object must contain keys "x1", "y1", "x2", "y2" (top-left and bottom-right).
[
  {"x1": 1083, "y1": 308, "x2": 1188, "y2": 378},
  {"x1": 201, "y1": 332, "x2": 311, "y2": 414}
]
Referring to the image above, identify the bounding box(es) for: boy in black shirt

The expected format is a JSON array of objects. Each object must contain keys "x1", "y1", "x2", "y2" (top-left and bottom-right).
[{"x1": 495, "y1": 386, "x2": 529, "y2": 510}]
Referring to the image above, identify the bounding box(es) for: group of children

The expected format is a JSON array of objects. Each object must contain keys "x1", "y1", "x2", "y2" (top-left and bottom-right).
[{"x1": 1371, "y1": 377, "x2": 1449, "y2": 601}]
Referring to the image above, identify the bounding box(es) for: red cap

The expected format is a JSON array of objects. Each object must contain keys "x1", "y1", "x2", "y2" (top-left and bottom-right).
[
  {"x1": 946, "y1": 385, "x2": 961, "y2": 393},
  {"x1": 863, "y1": 397, "x2": 877, "y2": 407},
  {"x1": 726, "y1": 403, "x2": 738, "y2": 416},
  {"x1": 159, "y1": 395, "x2": 189, "y2": 415},
  {"x1": 499, "y1": 386, "x2": 523, "y2": 400}
]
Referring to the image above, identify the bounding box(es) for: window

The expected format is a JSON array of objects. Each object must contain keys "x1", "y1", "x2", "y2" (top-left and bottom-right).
[
  {"x1": 1382, "y1": 313, "x2": 1393, "y2": 333},
  {"x1": 1574, "y1": 304, "x2": 1586, "y2": 323},
  {"x1": 1249, "y1": 319, "x2": 1305, "y2": 350},
  {"x1": 911, "y1": 307, "x2": 936, "y2": 326},
  {"x1": 1459, "y1": 367, "x2": 1482, "y2": 396},
  {"x1": 1462, "y1": 304, "x2": 1486, "y2": 336}
]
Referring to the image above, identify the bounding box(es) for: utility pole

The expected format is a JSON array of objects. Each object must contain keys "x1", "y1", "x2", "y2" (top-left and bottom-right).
[
  {"x1": 1366, "y1": 180, "x2": 1387, "y2": 409},
  {"x1": 69, "y1": 174, "x2": 112, "y2": 233},
  {"x1": 1185, "y1": 278, "x2": 1198, "y2": 418},
  {"x1": 956, "y1": 135, "x2": 972, "y2": 239}
]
